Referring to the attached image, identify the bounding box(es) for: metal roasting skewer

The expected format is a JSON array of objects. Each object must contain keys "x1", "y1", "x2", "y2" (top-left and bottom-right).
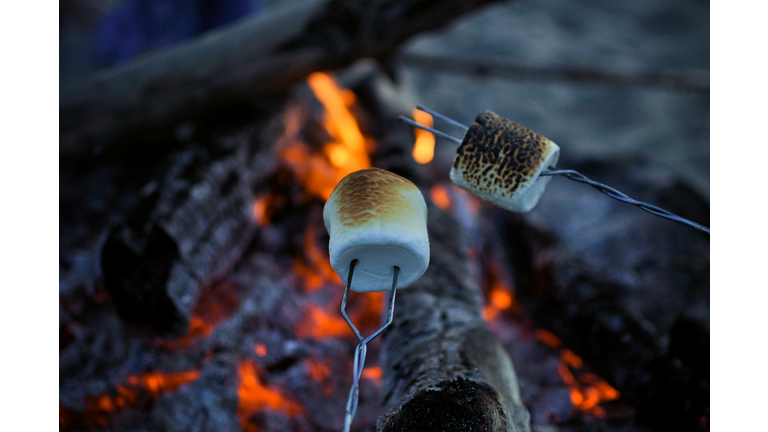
[
  {"x1": 400, "y1": 107, "x2": 710, "y2": 234},
  {"x1": 340, "y1": 260, "x2": 399, "y2": 432},
  {"x1": 415, "y1": 105, "x2": 469, "y2": 131},
  {"x1": 399, "y1": 116, "x2": 463, "y2": 144}
]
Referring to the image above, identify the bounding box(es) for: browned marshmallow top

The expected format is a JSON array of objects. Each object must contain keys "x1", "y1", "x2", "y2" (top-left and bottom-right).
[
  {"x1": 453, "y1": 110, "x2": 554, "y2": 195},
  {"x1": 329, "y1": 167, "x2": 422, "y2": 231}
]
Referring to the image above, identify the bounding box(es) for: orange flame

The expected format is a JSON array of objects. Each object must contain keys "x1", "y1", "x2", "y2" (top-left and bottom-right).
[
  {"x1": 303, "y1": 72, "x2": 372, "y2": 200},
  {"x1": 308, "y1": 73, "x2": 365, "y2": 156},
  {"x1": 296, "y1": 290, "x2": 384, "y2": 340},
  {"x1": 274, "y1": 72, "x2": 372, "y2": 205},
  {"x1": 279, "y1": 140, "x2": 341, "y2": 201},
  {"x1": 411, "y1": 109, "x2": 435, "y2": 164},
  {"x1": 238, "y1": 361, "x2": 305, "y2": 432},
  {"x1": 293, "y1": 222, "x2": 339, "y2": 292},
  {"x1": 430, "y1": 183, "x2": 453, "y2": 210},
  {"x1": 296, "y1": 304, "x2": 352, "y2": 339}
]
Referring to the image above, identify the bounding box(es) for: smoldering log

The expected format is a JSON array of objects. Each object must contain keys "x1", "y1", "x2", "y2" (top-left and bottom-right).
[
  {"x1": 101, "y1": 133, "x2": 276, "y2": 334},
  {"x1": 494, "y1": 162, "x2": 709, "y2": 431},
  {"x1": 376, "y1": 204, "x2": 531, "y2": 432},
  {"x1": 362, "y1": 108, "x2": 530, "y2": 431},
  {"x1": 60, "y1": 0, "x2": 505, "y2": 164}
]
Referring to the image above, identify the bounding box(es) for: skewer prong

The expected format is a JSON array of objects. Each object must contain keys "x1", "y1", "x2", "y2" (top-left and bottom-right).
[
  {"x1": 416, "y1": 105, "x2": 469, "y2": 131},
  {"x1": 341, "y1": 263, "x2": 400, "y2": 432},
  {"x1": 399, "y1": 116, "x2": 463, "y2": 145}
]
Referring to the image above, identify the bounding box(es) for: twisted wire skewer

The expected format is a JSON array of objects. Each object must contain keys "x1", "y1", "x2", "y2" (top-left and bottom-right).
[
  {"x1": 340, "y1": 260, "x2": 399, "y2": 432},
  {"x1": 538, "y1": 170, "x2": 709, "y2": 234},
  {"x1": 399, "y1": 106, "x2": 710, "y2": 234}
]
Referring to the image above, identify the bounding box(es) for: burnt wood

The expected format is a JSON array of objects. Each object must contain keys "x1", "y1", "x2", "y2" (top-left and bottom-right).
[
  {"x1": 60, "y1": 0, "x2": 505, "y2": 165},
  {"x1": 495, "y1": 162, "x2": 710, "y2": 431},
  {"x1": 367, "y1": 109, "x2": 530, "y2": 431},
  {"x1": 101, "y1": 132, "x2": 276, "y2": 334}
]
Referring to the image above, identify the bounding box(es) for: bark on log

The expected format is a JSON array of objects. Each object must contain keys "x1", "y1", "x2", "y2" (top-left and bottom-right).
[
  {"x1": 366, "y1": 109, "x2": 530, "y2": 431},
  {"x1": 60, "y1": 0, "x2": 504, "y2": 164},
  {"x1": 101, "y1": 130, "x2": 276, "y2": 334}
]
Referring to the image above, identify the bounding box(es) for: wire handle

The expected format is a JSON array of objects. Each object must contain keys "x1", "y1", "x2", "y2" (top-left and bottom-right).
[
  {"x1": 340, "y1": 260, "x2": 399, "y2": 432},
  {"x1": 399, "y1": 106, "x2": 710, "y2": 235},
  {"x1": 539, "y1": 170, "x2": 709, "y2": 234}
]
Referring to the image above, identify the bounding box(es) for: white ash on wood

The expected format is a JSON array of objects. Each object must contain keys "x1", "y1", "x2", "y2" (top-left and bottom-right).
[{"x1": 101, "y1": 133, "x2": 277, "y2": 334}]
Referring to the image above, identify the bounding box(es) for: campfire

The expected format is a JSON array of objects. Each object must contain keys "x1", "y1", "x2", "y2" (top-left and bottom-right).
[{"x1": 60, "y1": 60, "x2": 709, "y2": 432}]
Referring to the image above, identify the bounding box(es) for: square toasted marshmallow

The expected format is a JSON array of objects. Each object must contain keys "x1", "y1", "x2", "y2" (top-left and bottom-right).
[{"x1": 450, "y1": 111, "x2": 559, "y2": 212}]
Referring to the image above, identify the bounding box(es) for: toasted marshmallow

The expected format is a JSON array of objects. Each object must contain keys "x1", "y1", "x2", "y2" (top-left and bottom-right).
[
  {"x1": 450, "y1": 111, "x2": 560, "y2": 212},
  {"x1": 323, "y1": 168, "x2": 429, "y2": 292}
]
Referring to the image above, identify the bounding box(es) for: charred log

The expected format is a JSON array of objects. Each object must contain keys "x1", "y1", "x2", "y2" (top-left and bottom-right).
[
  {"x1": 365, "y1": 109, "x2": 530, "y2": 431},
  {"x1": 60, "y1": 0, "x2": 505, "y2": 165},
  {"x1": 101, "y1": 132, "x2": 276, "y2": 334},
  {"x1": 495, "y1": 161, "x2": 710, "y2": 431}
]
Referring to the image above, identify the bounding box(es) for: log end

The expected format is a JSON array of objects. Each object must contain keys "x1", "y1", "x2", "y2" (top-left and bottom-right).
[{"x1": 377, "y1": 377, "x2": 514, "y2": 432}]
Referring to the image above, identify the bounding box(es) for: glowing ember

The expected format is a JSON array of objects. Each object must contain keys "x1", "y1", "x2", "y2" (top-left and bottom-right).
[
  {"x1": 253, "y1": 195, "x2": 268, "y2": 226},
  {"x1": 252, "y1": 193, "x2": 278, "y2": 226},
  {"x1": 490, "y1": 288, "x2": 513, "y2": 310},
  {"x1": 305, "y1": 358, "x2": 331, "y2": 382},
  {"x1": 60, "y1": 370, "x2": 200, "y2": 429},
  {"x1": 155, "y1": 281, "x2": 240, "y2": 350},
  {"x1": 482, "y1": 264, "x2": 520, "y2": 322},
  {"x1": 552, "y1": 347, "x2": 620, "y2": 417},
  {"x1": 304, "y1": 358, "x2": 334, "y2": 396},
  {"x1": 126, "y1": 371, "x2": 200, "y2": 394},
  {"x1": 430, "y1": 183, "x2": 453, "y2": 210},
  {"x1": 534, "y1": 329, "x2": 562, "y2": 349},
  {"x1": 361, "y1": 367, "x2": 383, "y2": 381},
  {"x1": 255, "y1": 344, "x2": 267, "y2": 357},
  {"x1": 411, "y1": 109, "x2": 435, "y2": 164},
  {"x1": 238, "y1": 361, "x2": 304, "y2": 432},
  {"x1": 296, "y1": 304, "x2": 352, "y2": 339},
  {"x1": 560, "y1": 349, "x2": 584, "y2": 369}
]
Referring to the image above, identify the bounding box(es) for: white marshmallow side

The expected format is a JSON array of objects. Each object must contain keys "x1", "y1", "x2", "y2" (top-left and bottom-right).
[
  {"x1": 324, "y1": 168, "x2": 429, "y2": 292},
  {"x1": 328, "y1": 227, "x2": 429, "y2": 292},
  {"x1": 451, "y1": 143, "x2": 560, "y2": 212}
]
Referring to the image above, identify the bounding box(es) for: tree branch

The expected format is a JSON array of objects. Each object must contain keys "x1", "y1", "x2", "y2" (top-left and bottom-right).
[{"x1": 60, "y1": 0, "x2": 505, "y2": 164}]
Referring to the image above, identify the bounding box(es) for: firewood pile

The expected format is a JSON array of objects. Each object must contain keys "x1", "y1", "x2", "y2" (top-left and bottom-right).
[{"x1": 59, "y1": 2, "x2": 709, "y2": 432}]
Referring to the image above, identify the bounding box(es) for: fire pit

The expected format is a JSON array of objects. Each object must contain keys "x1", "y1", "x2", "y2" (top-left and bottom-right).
[{"x1": 60, "y1": 62, "x2": 708, "y2": 431}]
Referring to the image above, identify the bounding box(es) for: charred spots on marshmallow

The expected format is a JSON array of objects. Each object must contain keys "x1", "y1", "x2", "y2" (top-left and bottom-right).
[
  {"x1": 330, "y1": 168, "x2": 422, "y2": 229},
  {"x1": 454, "y1": 111, "x2": 552, "y2": 193}
]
